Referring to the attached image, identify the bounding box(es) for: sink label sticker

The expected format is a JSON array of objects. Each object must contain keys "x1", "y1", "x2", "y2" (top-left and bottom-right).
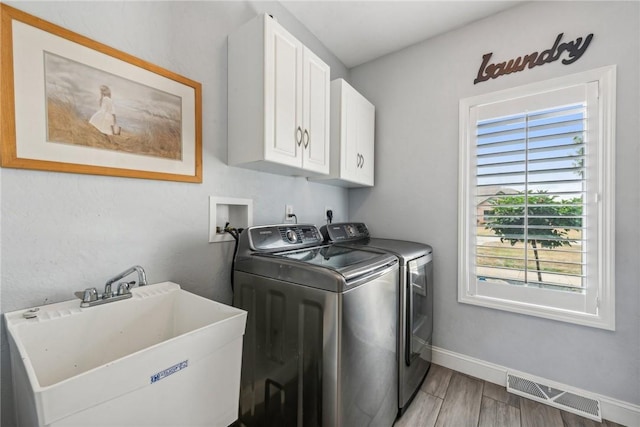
[{"x1": 150, "y1": 360, "x2": 188, "y2": 384}]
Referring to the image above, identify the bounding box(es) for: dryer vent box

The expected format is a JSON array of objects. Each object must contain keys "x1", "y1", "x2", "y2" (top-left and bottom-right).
[{"x1": 209, "y1": 197, "x2": 253, "y2": 243}]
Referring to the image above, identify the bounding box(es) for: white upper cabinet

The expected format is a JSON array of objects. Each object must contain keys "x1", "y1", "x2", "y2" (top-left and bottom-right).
[
  {"x1": 302, "y1": 48, "x2": 331, "y2": 174},
  {"x1": 228, "y1": 14, "x2": 330, "y2": 177},
  {"x1": 312, "y1": 79, "x2": 375, "y2": 187}
]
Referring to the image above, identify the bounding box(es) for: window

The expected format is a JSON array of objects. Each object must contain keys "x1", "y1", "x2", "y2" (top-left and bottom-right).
[{"x1": 458, "y1": 66, "x2": 616, "y2": 330}]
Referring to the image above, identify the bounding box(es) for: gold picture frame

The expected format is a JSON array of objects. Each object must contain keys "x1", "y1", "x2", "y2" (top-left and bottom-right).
[{"x1": 0, "y1": 4, "x2": 202, "y2": 183}]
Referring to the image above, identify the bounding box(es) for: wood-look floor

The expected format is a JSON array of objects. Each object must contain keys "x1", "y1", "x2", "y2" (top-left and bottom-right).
[{"x1": 394, "y1": 364, "x2": 625, "y2": 427}]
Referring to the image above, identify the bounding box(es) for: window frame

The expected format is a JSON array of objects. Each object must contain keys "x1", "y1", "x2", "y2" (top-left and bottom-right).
[{"x1": 458, "y1": 66, "x2": 616, "y2": 330}]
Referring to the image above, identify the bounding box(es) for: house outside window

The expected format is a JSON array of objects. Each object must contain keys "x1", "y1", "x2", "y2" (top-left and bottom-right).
[{"x1": 458, "y1": 66, "x2": 616, "y2": 330}]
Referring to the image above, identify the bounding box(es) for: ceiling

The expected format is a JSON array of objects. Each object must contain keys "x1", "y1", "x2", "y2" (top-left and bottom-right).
[{"x1": 278, "y1": 1, "x2": 525, "y2": 68}]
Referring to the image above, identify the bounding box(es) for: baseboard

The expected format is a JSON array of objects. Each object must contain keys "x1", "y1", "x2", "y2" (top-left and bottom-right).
[{"x1": 432, "y1": 346, "x2": 640, "y2": 427}]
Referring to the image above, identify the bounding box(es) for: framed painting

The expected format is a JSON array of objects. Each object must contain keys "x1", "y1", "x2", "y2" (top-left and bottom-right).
[{"x1": 0, "y1": 4, "x2": 202, "y2": 183}]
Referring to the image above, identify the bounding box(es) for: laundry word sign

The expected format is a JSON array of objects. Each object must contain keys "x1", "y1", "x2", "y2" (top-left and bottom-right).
[{"x1": 474, "y1": 32, "x2": 594, "y2": 84}]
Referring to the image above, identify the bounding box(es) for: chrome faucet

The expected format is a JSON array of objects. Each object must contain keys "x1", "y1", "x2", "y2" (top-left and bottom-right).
[
  {"x1": 104, "y1": 265, "x2": 148, "y2": 289},
  {"x1": 75, "y1": 265, "x2": 147, "y2": 308}
]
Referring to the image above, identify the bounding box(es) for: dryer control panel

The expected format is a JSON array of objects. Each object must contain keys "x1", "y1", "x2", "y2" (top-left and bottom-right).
[
  {"x1": 248, "y1": 224, "x2": 323, "y2": 251},
  {"x1": 321, "y1": 222, "x2": 370, "y2": 242}
]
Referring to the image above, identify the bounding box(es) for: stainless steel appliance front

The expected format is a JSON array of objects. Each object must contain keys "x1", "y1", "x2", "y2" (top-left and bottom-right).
[
  {"x1": 233, "y1": 224, "x2": 399, "y2": 427},
  {"x1": 402, "y1": 253, "x2": 433, "y2": 411},
  {"x1": 320, "y1": 223, "x2": 434, "y2": 415}
]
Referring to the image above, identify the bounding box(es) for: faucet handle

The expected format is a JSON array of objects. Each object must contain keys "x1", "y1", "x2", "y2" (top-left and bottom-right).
[
  {"x1": 117, "y1": 281, "x2": 136, "y2": 296},
  {"x1": 82, "y1": 288, "x2": 98, "y2": 303}
]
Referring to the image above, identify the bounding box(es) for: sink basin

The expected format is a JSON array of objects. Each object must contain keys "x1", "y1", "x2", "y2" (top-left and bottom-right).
[{"x1": 5, "y1": 282, "x2": 247, "y2": 427}]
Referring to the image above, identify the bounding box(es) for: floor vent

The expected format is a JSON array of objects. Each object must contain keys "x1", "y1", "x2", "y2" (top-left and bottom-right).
[{"x1": 506, "y1": 372, "x2": 602, "y2": 422}]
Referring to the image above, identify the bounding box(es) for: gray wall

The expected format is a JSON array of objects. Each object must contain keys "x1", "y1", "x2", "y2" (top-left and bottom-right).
[
  {"x1": 349, "y1": 1, "x2": 639, "y2": 405},
  {"x1": 0, "y1": 2, "x2": 350, "y2": 425}
]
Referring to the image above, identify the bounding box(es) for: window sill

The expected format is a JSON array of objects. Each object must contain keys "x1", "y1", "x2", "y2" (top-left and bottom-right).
[{"x1": 458, "y1": 292, "x2": 615, "y2": 331}]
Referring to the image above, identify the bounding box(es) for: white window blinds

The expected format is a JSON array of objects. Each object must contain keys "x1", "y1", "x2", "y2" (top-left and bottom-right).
[{"x1": 475, "y1": 102, "x2": 587, "y2": 291}]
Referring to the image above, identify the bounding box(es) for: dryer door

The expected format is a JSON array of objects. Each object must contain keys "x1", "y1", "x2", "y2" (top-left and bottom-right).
[{"x1": 406, "y1": 254, "x2": 433, "y2": 365}]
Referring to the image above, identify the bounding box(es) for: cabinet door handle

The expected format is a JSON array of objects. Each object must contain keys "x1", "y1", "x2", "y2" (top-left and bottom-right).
[
  {"x1": 303, "y1": 129, "x2": 310, "y2": 148},
  {"x1": 360, "y1": 154, "x2": 365, "y2": 169},
  {"x1": 296, "y1": 126, "x2": 303, "y2": 146},
  {"x1": 356, "y1": 153, "x2": 362, "y2": 167}
]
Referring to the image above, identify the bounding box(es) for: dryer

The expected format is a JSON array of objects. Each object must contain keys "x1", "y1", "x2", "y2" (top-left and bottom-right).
[{"x1": 321, "y1": 222, "x2": 433, "y2": 416}]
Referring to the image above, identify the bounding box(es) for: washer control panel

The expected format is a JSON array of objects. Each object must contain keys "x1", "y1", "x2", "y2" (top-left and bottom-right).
[
  {"x1": 248, "y1": 224, "x2": 323, "y2": 251},
  {"x1": 321, "y1": 222, "x2": 370, "y2": 242}
]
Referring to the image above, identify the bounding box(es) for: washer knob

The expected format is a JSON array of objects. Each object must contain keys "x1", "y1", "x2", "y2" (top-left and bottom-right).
[{"x1": 285, "y1": 229, "x2": 297, "y2": 243}]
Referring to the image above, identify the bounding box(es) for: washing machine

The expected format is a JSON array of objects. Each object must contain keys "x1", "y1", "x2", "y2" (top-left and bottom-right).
[
  {"x1": 232, "y1": 224, "x2": 399, "y2": 427},
  {"x1": 321, "y1": 222, "x2": 433, "y2": 416}
]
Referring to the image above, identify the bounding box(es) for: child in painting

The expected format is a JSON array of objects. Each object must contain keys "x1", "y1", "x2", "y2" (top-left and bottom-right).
[{"x1": 89, "y1": 85, "x2": 119, "y2": 135}]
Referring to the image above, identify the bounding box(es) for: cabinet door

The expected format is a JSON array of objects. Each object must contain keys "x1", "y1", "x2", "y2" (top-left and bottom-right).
[
  {"x1": 356, "y1": 96, "x2": 375, "y2": 186},
  {"x1": 301, "y1": 47, "x2": 330, "y2": 174},
  {"x1": 341, "y1": 84, "x2": 360, "y2": 182},
  {"x1": 264, "y1": 19, "x2": 303, "y2": 168}
]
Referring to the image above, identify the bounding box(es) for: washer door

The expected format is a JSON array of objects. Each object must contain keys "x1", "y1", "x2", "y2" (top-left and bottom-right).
[{"x1": 406, "y1": 254, "x2": 433, "y2": 365}]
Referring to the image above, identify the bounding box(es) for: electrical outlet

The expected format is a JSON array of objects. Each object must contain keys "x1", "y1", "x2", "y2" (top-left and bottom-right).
[
  {"x1": 285, "y1": 204, "x2": 294, "y2": 217},
  {"x1": 325, "y1": 206, "x2": 333, "y2": 222}
]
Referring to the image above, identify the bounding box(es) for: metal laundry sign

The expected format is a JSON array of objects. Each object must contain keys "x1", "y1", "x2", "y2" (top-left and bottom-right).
[{"x1": 473, "y1": 32, "x2": 594, "y2": 84}]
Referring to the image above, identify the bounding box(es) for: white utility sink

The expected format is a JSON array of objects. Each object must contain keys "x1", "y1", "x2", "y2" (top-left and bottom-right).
[{"x1": 5, "y1": 282, "x2": 247, "y2": 427}]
